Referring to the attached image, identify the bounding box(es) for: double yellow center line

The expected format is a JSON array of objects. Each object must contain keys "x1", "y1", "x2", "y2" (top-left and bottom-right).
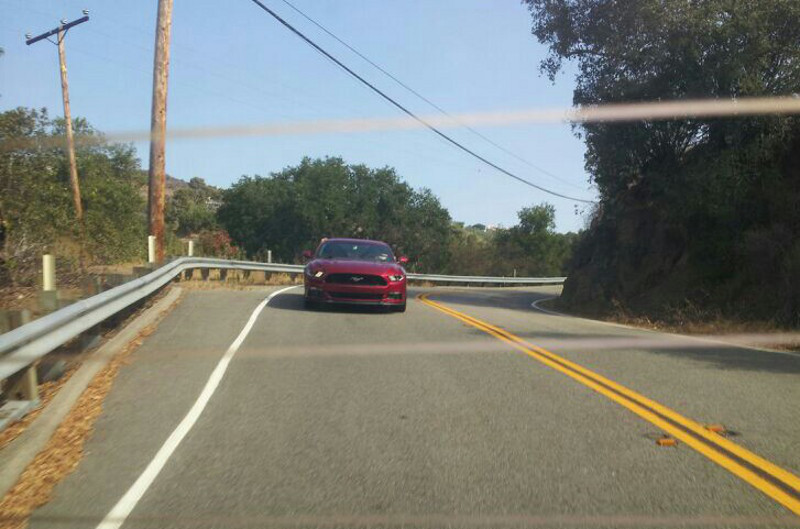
[{"x1": 418, "y1": 294, "x2": 800, "y2": 515}]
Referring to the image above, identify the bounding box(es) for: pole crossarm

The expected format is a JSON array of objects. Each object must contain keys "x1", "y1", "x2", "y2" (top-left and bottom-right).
[{"x1": 25, "y1": 15, "x2": 89, "y2": 46}]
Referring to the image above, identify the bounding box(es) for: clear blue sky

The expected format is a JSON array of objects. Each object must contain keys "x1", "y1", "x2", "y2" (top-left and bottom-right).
[{"x1": 0, "y1": 0, "x2": 597, "y2": 232}]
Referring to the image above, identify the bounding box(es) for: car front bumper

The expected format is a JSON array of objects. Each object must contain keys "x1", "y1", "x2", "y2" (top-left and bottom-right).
[{"x1": 304, "y1": 279, "x2": 406, "y2": 305}]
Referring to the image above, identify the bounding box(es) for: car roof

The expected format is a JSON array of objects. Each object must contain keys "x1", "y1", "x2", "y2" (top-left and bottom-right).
[{"x1": 321, "y1": 238, "x2": 390, "y2": 245}]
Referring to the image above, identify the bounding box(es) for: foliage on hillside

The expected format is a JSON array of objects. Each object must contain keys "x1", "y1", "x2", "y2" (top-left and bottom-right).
[
  {"x1": 494, "y1": 205, "x2": 577, "y2": 277},
  {"x1": 1, "y1": 107, "x2": 576, "y2": 284},
  {"x1": 445, "y1": 208, "x2": 576, "y2": 277},
  {"x1": 217, "y1": 157, "x2": 452, "y2": 271},
  {"x1": 524, "y1": 0, "x2": 800, "y2": 325},
  {"x1": 167, "y1": 177, "x2": 221, "y2": 236},
  {"x1": 217, "y1": 157, "x2": 576, "y2": 275},
  {"x1": 0, "y1": 107, "x2": 147, "y2": 285}
]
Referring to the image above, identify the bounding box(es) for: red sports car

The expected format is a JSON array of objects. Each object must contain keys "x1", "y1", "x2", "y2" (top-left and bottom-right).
[{"x1": 303, "y1": 238, "x2": 408, "y2": 312}]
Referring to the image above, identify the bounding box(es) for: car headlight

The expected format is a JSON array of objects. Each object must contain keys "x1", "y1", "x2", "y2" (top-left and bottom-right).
[
  {"x1": 305, "y1": 268, "x2": 325, "y2": 278},
  {"x1": 388, "y1": 274, "x2": 405, "y2": 282}
]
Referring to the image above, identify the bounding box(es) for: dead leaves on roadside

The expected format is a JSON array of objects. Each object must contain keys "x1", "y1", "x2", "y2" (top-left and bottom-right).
[{"x1": 0, "y1": 294, "x2": 182, "y2": 529}]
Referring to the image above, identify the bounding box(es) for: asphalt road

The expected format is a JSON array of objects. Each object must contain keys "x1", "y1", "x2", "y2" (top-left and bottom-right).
[{"x1": 27, "y1": 286, "x2": 800, "y2": 528}]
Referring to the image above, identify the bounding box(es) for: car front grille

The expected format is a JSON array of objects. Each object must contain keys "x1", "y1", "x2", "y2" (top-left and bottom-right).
[
  {"x1": 325, "y1": 273, "x2": 387, "y2": 286},
  {"x1": 329, "y1": 292, "x2": 384, "y2": 301}
]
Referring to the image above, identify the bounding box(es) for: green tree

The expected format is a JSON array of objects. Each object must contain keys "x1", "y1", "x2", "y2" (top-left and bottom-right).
[
  {"x1": 524, "y1": 0, "x2": 800, "y2": 197},
  {"x1": 445, "y1": 222, "x2": 495, "y2": 275},
  {"x1": 523, "y1": 0, "x2": 800, "y2": 323},
  {"x1": 0, "y1": 107, "x2": 146, "y2": 284},
  {"x1": 216, "y1": 157, "x2": 452, "y2": 270},
  {"x1": 167, "y1": 177, "x2": 221, "y2": 236},
  {"x1": 494, "y1": 204, "x2": 576, "y2": 276}
]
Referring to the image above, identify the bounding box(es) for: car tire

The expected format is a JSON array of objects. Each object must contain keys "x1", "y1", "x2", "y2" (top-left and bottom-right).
[{"x1": 304, "y1": 297, "x2": 319, "y2": 310}]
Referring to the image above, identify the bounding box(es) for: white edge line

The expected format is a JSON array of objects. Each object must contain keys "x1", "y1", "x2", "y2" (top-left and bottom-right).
[
  {"x1": 530, "y1": 296, "x2": 564, "y2": 317},
  {"x1": 530, "y1": 296, "x2": 800, "y2": 357},
  {"x1": 95, "y1": 285, "x2": 300, "y2": 529}
]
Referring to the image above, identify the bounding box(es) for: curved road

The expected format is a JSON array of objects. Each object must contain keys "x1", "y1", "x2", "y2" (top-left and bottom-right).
[{"x1": 27, "y1": 286, "x2": 800, "y2": 528}]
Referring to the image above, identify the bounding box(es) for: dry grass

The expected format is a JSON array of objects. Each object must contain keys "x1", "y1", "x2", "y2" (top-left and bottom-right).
[
  {"x1": 611, "y1": 315, "x2": 800, "y2": 352},
  {"x1": 1, "y1": 267, "x2": 303, "y2": 310},
  {"x1": 268, "y1": 272, "x2": 302, "y2": 285},
  {"x1": 178, "y1": 269, "x2": 302, "y2": 290},
  {"x1": 1, "y1": 287, "x2": 181, "y2": 448},
  {"x1": 546, "y1": 298, "x2": 800, "y2": 352},
  {"x1": 1, "y1": 261, "x2": 139, "y2": 312},
  {"x1": 85, "y1": 262, "x2": 139, "y2": 275},
  {"x1": 0, "y1": 292, "x2": 183, "y2": 529},
  {"x1": 0, "y1": 288, "x2": 38, "y2": 313},
  {"x1": 0, "y1": 363, "x2": 82, "y2": 452}
]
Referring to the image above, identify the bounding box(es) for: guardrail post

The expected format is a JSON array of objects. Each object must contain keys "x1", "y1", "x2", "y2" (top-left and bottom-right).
[
  {"x1": 219, "y1": 268, "x2": 228, "y2": 281},
  {"x1": 201, "y1": 268, "x2": 210, "y2": 281},
  {"x1": 148, "y1": 235, "x2": 156, "y2": 264},
  {"x1": 5, "y1": 310, "x2": 39, "y2": 402},
  {"x1": 133, "y1": 266, "x2": 151, "y2": 277},
  {"x1": 6, "y1": 366, "x2": 39, "y2": 402},
  {"x1": 187, "y1": 240, "x2": 194, "y2": 257}
]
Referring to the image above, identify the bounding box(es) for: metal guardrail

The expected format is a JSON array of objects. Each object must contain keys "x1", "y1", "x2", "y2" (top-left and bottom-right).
[
  {"x1": 0, "y1": 257, "x2": 564, "y2": 381},
  {"x1": 407, "y1": 273, "x2": 566, "y2": 284}
]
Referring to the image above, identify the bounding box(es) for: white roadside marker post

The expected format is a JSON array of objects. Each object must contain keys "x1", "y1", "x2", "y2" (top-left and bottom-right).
[
  {"x1": 42, "y1": 254, "x2": 56, "y2": 292},
  {"x1": 39, "y1": 253, "x2": 58, "y2": 312},
  {"x1": 10, "y1": 258, "x2": 54, "y2": 401}
]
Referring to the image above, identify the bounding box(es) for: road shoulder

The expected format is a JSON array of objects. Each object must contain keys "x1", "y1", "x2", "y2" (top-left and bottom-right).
[{"x1": 0, "y1": 287, "x2": 184, "y2": 500}]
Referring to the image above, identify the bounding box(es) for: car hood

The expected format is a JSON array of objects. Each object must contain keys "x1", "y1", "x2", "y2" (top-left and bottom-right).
[{"x1": 309, "y1": 259, "x2": 404, "y2": 275}]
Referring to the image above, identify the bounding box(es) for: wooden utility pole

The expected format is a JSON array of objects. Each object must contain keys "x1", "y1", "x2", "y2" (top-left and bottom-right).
[
  {"x1": 57, "y1": 28, "x2": 82, "y2": 220},
  {"x1": 148, "y1": 0, "x2": 174, "y2": 263},
  {"x1": 26, "y1": 14, "x2": 89, "y2": 222}
]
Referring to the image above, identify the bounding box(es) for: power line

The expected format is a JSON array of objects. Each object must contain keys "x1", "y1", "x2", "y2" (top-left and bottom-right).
[
  {"x1": 246, "y1": 0, "x2": 594, "y2": 204},
  {"x1": 277, "y1": 0, "x2": 586, "y2": 192}
]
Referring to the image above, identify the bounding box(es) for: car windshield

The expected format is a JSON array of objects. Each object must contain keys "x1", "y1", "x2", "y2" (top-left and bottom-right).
[{"x1": 317, "y1": 241, "x2": 394, "y2": 262}]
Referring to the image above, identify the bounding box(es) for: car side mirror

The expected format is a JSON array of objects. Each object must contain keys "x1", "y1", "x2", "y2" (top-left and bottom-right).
[
  {"x1": 398, "y1": 256, "x2": 409, "y2": 265},
  {"x1": 302, "y1": 250, "x2": 313, "y2": 260}
]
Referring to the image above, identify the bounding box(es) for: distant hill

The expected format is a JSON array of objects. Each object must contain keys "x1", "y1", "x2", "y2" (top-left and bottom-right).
[
  {"x1": 135, "y1": 171, "x2": 192, "y2": 199},
  {"x1": 166, "y1": 175, "x2": 189, "y2": 196}
]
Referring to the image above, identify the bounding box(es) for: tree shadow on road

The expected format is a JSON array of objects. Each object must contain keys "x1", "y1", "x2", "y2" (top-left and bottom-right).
[
  {"x1": 422, "y1": 289, "x2": 554, "y2": 312},
  {"x1": 268, "y1": 291, "x2": 396, "y2": 315},
  {"x1": 527, "y1": 332, "x2": 800, "y2": 374},
  {"x1": 424, "y1": 291, "x2": 800, "y2": 374},
  {"x1": 619, "y1": 343, "x2": 800, "y2": 374}
]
